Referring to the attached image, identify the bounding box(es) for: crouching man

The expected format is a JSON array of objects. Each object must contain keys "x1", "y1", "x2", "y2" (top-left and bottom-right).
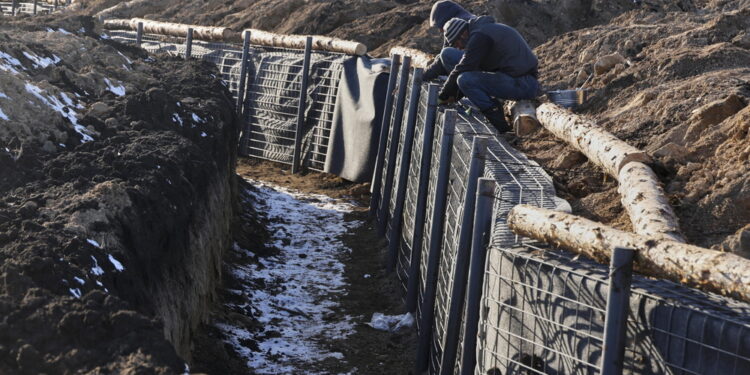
[{"x1": 434, "y1": 16, "x2": 540, "y2": 133}]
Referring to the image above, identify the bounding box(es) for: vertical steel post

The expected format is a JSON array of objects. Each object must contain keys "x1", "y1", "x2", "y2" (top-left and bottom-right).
[
  {"x1": 236, "y1": 31, "x2": 252, "y2": 156},
  {"x1": 404, "y1": 83, "x2": 440, "y2": 312},
  {"x1": 136, "y1": 21, "x2": 143, "y2": 46},
  {"x1": 387, "y1": 67, "x2": 423, "y2": 271},
  {"x1": 459, "y1": 178, "x2": 496, "y2": 375},
  {"x1": 600, "y1": 247, "x2": 635, "y2": 375},
  {"x1": 415, "y1": 110, "x2": 456, "y2": 374},
  {"x1": 185, "y1": 28, "x2": 193, "y2": 60},
  {"x1": 440, "y1": 136, "x2": 488, "y2": 375},
  {"x1": 377, "y1": 55, "x2": 411, "y2": 234},
  {"x1": 33, "y1": 0, "x2": 38, "y2": 15},
  {"x1": 236, "y1": 31, "x2": 251, "y2": 115},
  {"x1": 54, "y1": 0, "x2": 58, "y2": 10},
  {"x1": 369, "y1": 54, "x2": 401, "y2": 216},
  {"x1": 11, "y1": 0, "x2": 17, "y2": 16},
  {"x1": 292, "y1": 36, "x2": 313, "y2": 174}
]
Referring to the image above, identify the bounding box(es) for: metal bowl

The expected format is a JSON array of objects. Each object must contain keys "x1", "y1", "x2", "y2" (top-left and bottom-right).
[{"x1": 547, "y1": 89, "x2": 587, "y2": 109}]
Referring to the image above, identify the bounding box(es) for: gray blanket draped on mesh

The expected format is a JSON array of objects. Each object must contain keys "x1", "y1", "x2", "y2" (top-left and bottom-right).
[{"x1": 324, "y1": 56, "x2": 389, "y2": 182}]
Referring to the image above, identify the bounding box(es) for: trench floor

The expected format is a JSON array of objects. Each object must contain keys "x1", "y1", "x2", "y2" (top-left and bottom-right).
[{"x1": 193, "y1": 159, "x2": 416, "y2": 374}]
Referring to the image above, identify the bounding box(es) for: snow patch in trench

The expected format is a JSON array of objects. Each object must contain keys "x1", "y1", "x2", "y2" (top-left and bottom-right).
[{"x1": 218, "y1": 179, "x2": 361, "y2": 374}]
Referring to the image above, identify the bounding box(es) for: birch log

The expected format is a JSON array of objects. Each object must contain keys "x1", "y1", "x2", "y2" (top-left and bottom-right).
[
  {"x1": 618, "y1": 162, "x2": 686, "y2": 242},
  {"x1": 504, "y1": 100, "x2": 540, "y2": 136},
  {"x1": 242, "y1": 29, "x2": 367, "y2": 56},
  {"x1": 389, "y1": 46, "x2": 434, "y2": 69},
  {"x1": 130, "y1": 19, "x2": 234, "y2": 41},
  {"x1": 536, "y1": 102, "x2": 685, "y2": 242},
  {"x1": 536, "y1": 102, "x2": 650, "y2": 177},
  {"x1": 103, "y1": 19, "x2": 131, "y2": 30},
  {"x1": 507, "y1": 204, "x2": 750, "y2": 302}
]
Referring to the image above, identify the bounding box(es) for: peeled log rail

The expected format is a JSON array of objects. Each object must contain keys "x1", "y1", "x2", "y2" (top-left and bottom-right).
[
  {"x1": 619, "y1": 162, "x2": 686, "y2": 242},
  {"x1": 536, "y1": 102, "x2": 684, "y2": 242},
  {"x1": 131, "y1": 18, "x2": 234, "y2": 41},
  {"x1": 504, "y1": 100, "x2": 540, "y2": 136},
  {"x1": 243, "y1": 29, "x2": 367, "y2": 56},
  {"x1": 508, "y1": 204, "x2": 750, "y2": 302},
  {"x1": 101, "y1": 18, "x2": 233, "y2": 41},
  {"x1": 103, "y1": 19, "x2": 131, "y2": 29},
  {"x1": 536, "y1": 103, "x2": 651, "y2": 177},
  {"x1": 389, "y1": 46, "x2": 434, "y2": 69}
]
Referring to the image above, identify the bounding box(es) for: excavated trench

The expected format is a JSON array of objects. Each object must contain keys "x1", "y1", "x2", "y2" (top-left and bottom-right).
[{"x1": 0, "y1": 15, "x2": 415, "y2": 374}]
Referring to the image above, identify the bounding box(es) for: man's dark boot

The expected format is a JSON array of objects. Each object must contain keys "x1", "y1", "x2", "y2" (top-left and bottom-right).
[{"x1": 481, "y1": 105, "x2": 511, "y2": 133}]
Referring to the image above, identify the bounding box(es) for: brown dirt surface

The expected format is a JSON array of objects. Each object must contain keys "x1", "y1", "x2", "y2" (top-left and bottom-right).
[
  {"x1": 521, "y1": 0, "x2": 750, "y2": 253},
  {"x1": 0, "y1": 14, "x2": 239, "y2": 374}
]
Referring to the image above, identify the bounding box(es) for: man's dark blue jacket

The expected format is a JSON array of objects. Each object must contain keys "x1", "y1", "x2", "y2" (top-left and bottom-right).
[{"x1": 439, "y1": 16, "x2": 539, "y2": 100}]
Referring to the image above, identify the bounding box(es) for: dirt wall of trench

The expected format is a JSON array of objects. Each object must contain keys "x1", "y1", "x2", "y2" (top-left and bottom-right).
[{"x1": 0, "y1": 15, "x2": 238, "y2": 373}]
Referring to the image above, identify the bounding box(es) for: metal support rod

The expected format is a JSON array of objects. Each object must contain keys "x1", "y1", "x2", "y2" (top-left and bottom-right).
[
  {"x1": 185, "y1": 28, "x2": 193, "y2": 60},
  {"x1": 236, "y1": 30, "x2": 251, "y2": 117},
  {"x1": 369, "y1": 54, "x2": 401, "y2": 217},
  {"x1": 387, "y1": 67, "x2": 424, "y2": 271},
  {"x1": 11, "y1": 0, "x2": 17, "y2": 16},
  {"x1": 404, "y1": 83, "x2": 440, "y2": 312},
  {"x1": 377, "y1": 55, "x2": 411, "y2": 234},
  {"x1": 292, "y1": 36, "x2": 313, "y2": 174},
  {"x1": 415, "y1": 110, "x2": 457, "y2": 374},
  {"x1": 33, "y1": 0, "x2": 38, "y2": 15},
  {"x1": 459, "y1": 178, "x2": 496, "y2": 375},
  {"x1": 136, "y1": 22, "x2": 143, "y2": 46},
  {"x1": 54, "y1": 0, "x2": 58, "y2": 10},
  {"x1": 440, "y1": 136, "x2": 488, "y2": 375},
  {"x1": 600, "y1": 247, "x2": 635, "y2": 375}
]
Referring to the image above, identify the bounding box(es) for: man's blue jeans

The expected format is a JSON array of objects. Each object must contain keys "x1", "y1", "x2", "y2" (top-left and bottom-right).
[{"x1": 439, "y1": 47, "x2": 539, "y2": 111}]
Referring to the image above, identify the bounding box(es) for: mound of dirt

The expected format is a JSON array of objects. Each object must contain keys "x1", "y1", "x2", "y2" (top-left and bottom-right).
[
  {"x1": 0, "y1": 15, "x2": 238, "y2": 373},
  {"x1": 81, "y1": 0, "x2": 649, "y2": 55},
  {"x1": 521, "y1": 0, "x2": 750, "y2": 252}
]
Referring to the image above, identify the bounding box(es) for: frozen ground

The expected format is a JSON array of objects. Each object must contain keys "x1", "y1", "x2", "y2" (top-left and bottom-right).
[{"x1": 218, "y1": 179, "x2": 362, "y2": 374}]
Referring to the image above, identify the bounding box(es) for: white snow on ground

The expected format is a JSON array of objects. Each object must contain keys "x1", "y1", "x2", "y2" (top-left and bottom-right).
[
  {"x1": 217, "y1": 180, "x2": 361, "y2": 374},
  {"x1": 0, "y1": 108, "x2": 8, "y2": 121},
  {"x1": 90, "y1": 256, "x2": 104, "y2": 276},
  {"x1": 103, "y1": 78, "x2": 126, "y2": 96},
  {"x1": 21, "y1": 51, "x2": 60, "y2": 68},
  {"x1": 0, "y1": 51, "x2": 23, "y2": 74},
  {"x1": 87, "y1": 238, "x2": 101, "y2": 248},
  {"x1": 24, "y1": 82, "x2": 92, "y2": 142},
  {"x1": 108, "y1": 254, "x2": 124, "y2": 272}
]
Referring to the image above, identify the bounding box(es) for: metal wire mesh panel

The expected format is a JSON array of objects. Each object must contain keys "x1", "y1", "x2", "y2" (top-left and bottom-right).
[
  {"x1": 396, "y1": 83, "x2": 429, "y2": 293},
  {"x1": 417, "y1": 109, "x2": 446, "y2": 336},
  {"x1": 377, "y1": 66, "x2": 405, "y2": 220},
  {"x1": 0, "y1": 2, "x2": 55, "y2": 15},
  {"x1": 430, "y1": 120, "x2": 475, "y2": 374},
  {"x1": 476, "y1": 244, "x2": 750, "y2": 375},
  {"x1": 301, "y1": 51, "x2": 345, "y2": 171}
]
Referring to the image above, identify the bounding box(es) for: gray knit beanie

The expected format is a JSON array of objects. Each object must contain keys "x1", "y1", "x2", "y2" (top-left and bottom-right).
[{"x1": 443, "y1": 18, "x2": 468, "y2": 45}]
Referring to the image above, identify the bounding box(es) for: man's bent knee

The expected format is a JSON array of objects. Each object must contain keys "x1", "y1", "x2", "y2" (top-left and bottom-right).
[{"x1": 457, "y1": 71, "x2": 480, "y2": 92}]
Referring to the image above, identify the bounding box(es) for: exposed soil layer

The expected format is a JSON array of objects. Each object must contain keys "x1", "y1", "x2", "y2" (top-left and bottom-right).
[{"x1": 0, "y1": 15, "x2": 238, "y2": 374}]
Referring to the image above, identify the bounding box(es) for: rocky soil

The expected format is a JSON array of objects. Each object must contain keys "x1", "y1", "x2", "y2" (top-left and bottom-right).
[{"x1": 0, "y1": 14, "x2": 238, "y2": 374}]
